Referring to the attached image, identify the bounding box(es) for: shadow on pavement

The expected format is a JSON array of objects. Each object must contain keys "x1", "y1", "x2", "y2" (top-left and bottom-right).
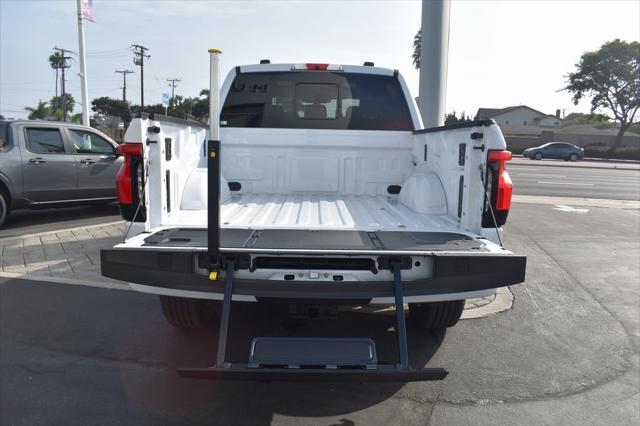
[
  {"x1": 0, "y1": 203, "x2": 121, "y2": 238},
  {"x1": 0, "y1": 278, "x2": 444, "y2": 425}
]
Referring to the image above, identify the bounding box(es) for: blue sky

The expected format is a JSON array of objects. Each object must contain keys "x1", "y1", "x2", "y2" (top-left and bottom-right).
[{"x1": 1, "y1": 0, "x2": 639, "y2": 120}]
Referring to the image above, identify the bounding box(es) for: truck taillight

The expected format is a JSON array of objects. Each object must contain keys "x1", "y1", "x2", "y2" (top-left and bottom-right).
[
  {"x1": 482, "y1": 150, "x2": 513, "y2": 227},
  {"x1": 115, "y1": 143, "x2": 146, "y2": 222}
]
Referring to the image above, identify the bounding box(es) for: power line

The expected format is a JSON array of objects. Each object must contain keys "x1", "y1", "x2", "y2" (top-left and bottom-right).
[
  {"x1": 115, "y1": 69, "x2": 134, "y2": 102},
  {"x1": 131, "y1": 44, "x2": 150, "y2": 110},
  {"x1": 167, "y1": 78, "x2": 181, "y2": 100}
]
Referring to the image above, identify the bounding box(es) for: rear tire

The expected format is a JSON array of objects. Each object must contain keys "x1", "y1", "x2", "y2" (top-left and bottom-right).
[
  {"x1": 0, "y1": 190, "x2": 8, "y2": 228},
  {"x1": 409, "y1": 300, "x2": 465, "y2": 329},
  {"x1": 535, "y1": 152, "x2": 543, "y2": 160},
  {"x1": 159, "y1": 296, "x2": 221, "y2": 329}
]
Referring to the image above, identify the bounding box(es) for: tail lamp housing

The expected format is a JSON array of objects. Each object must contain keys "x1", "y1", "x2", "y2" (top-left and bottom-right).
[
  {"x1": 115, "y1": 143, "x2": 146, "y2": 222},
  {"x1": 482, "y1": 150, "x2": 513, "y2": 228}
]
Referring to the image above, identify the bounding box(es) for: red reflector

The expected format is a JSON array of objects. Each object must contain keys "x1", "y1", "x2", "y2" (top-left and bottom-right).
[
  {"x1": 496, "y1": 171, "x2": 513, "y2": 211},
  {"x1": 117, "y1": 143, "x2": 142, "y2": 156},
  {"x1": 116, "y1": 161, "x2": 132, "y2": 205},
  {"x1": 306, "y1": 63, "x2": 329, "y2": 70}
]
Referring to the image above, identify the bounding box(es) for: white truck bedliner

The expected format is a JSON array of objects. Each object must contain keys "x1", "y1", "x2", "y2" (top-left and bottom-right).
[{"x1": 171, "y1": 193, "x2": 458, "y2": 232}]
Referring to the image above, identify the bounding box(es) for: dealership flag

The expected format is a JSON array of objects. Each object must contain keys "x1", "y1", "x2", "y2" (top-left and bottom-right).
[{"x1": 82, "y1": 0, "x2": 94, "y2": 22}]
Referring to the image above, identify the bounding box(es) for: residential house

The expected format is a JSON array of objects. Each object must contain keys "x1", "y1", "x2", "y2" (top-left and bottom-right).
[{"x1": 475, "y1": 105, "x2": 562, "y2": 134}]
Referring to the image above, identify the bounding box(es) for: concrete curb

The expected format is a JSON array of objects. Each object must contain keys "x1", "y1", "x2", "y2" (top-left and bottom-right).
[
  {"x1": 461, "y1": 287, "x2": 513, "y2": 319},
  {"x1": 0, "y1": 220, "x2": 124, "y2": 243},
  {"x1": 345, "y1": 287, "x2": 514, "y2": 319}
]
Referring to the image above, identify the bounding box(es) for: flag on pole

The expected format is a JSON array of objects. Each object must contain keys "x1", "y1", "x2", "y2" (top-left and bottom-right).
[{"x1": 81, "y1": 0, "x2": 94, "y2": 22}]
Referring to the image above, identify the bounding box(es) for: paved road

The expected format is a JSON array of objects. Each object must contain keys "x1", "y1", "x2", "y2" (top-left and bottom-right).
[
  {"x1": 1, "y1": 202, "x2": 638, "y2": 425},
  {"x1": 509, "y1": 164, "x2": 640, "y2": 201}
]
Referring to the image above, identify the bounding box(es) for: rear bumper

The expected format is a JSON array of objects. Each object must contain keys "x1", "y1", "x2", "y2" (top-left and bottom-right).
[{"x1": 101, "y1": 249, "x2": 526, "y2": 300}]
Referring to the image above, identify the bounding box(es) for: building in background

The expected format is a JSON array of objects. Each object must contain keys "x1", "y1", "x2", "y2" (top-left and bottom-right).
[
  {"x1": 475, "y1": 105, "x2": 561, "y2": 133},
  {"x1": 476, "y1": 105, "x2": 639, "y2": 150}
]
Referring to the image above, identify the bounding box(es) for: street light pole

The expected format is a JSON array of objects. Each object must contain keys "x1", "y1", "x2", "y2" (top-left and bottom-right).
[
  {"x1": 418, "y1": 0, "x2": 451, "y2": 128},
  {"x1": 76, "y1": 0, "x2": 90, "y2": 125}
]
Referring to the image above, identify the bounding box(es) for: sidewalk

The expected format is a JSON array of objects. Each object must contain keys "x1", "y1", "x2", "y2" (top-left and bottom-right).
[
  {"x1": 0, "y1": 221, "x2": 511, "y2": 318},
  {"x1": 0, "y1": 221, "x2": 128, "y2": 289}
]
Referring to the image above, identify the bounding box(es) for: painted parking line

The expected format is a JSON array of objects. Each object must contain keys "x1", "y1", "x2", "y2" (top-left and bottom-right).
[{"x1": 537, "y1": 181, "x2": 595, "y2": 186}]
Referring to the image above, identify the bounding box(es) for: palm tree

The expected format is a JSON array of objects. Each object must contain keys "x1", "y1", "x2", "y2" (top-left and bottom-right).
[
  {"x1": 49, "y1": 52, "x2": 64, "y2": 99},
  {"x1": 50, "y1": 94, "x2": 75, "y2": 119},
  {"x1": 412, "y1": 29, "x2": 421, "y2": 69},
  {"x1": 25, "y1": 101, "x2": 51, "y2": 120}
]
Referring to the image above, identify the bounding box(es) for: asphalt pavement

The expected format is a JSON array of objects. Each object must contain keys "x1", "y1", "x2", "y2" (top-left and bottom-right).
[
  {"x1": 1, "y1": 199, "x2": 639, "y2": 425},
  {"x1": 509, "y1": 164, "x2": 640, "y2": 201}
]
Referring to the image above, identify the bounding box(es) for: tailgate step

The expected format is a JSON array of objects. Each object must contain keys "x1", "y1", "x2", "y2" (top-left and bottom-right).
[{"x1": 248, "y1": 337, "x2": 377, "y2": 369}]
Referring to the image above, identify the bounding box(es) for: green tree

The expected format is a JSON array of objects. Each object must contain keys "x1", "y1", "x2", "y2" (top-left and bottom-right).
[
  {"x1": 91, "y1": 96, "x2": 132, "y2": 126},
  {"x1": 564, "y1": 39, "x2": 640, "y2": 152},
  {"x1": 50, "y1": 93, "x2": 75, "y2": 118},
  {"x1": 168, "y1": 95, "x2": 197, "y2": 119},
  {"x1": 24, "y1": 100, "x2": 51, "y2": 120},
  {"x1": 412, "y1": 29, "x2": 421, "y2": 69},
  {"x1": 131, "y1": 103, "x2": 167, "y2": 116},
  {"x1": 191, "y1": 89, "x2": 210, "y2": 121},
  {"x1": 444, "y1": 111, "x2": 458, "y2": 125}
]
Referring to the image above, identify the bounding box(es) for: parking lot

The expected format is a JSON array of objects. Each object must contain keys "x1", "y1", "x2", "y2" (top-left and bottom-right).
[{"x1": 0, "y1": 161, "x2": 638, "y2": 425}]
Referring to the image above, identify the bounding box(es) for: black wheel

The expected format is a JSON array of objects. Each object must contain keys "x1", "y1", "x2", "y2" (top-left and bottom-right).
[
  {"x1": 159, "y1": 296, "x2": 221, "y2": 329},
  {"x1": 0, "y1": 189, "x2": 8, "y2": 228},
  {"x1": 569, "y1": 153, "x2": 578, "y2": 162},
  {"x1": 535, "y1": 152, "x2": 543, "y2": 160},
  {"x1": 409, "y1": 300, "x2": 465, "y2": 329}
]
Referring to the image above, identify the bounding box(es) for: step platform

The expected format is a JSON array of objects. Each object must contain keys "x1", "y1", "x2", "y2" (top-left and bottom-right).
[
  {"x1": 248, "y1": 337, "x2": 377, "y2": 369},
  {"x1": 177, "y1": 336, "x2": 448, "y2": 382}
]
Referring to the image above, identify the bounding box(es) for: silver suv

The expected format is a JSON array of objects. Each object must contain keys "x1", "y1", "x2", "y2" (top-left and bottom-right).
[{"x1": 0, "y1": 120, "x2": 123, "y2": 227}]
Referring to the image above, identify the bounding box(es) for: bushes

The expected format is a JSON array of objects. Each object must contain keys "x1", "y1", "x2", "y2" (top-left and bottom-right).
[
  {"x1": 583, "y1": 145, "x2": 640, "y2": 160},
  {"x1": 506, "y1": 144, "x2": 529, "y2": 155}
]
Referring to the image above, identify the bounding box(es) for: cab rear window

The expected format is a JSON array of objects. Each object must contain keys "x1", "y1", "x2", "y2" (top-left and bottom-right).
[{"x1": 221, "y1": 72, "x2": 414, "y2": 131}]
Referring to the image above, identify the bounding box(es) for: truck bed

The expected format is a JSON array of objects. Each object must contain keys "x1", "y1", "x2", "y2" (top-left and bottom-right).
[
  {"x1": 135, "y1": 193, "x2": 494, "y2": 255},
  {"x1": 218, "y1": 193, "x2": 456, "y2": 231},
  {"x1": 174, "y1": 193, "x2": 457, "y2": 232}
]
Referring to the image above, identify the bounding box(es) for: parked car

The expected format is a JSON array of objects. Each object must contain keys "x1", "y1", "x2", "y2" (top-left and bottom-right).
[
  {"x1": 0, "y1": 120, "x2": 122, "y2": 227},
  {"x1": 523, "y1": 142, "x2": 584, "y2": 161}
]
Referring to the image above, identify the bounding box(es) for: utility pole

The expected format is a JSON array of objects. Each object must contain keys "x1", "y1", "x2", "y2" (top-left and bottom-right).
[
  {"x1": 53, "y1": 47, "x2": 73, "y2": 121},
  {"x1": 167, "y1": 78, "x2": 181, "y2": 101},
  {"x1": 131, "y1": 44, "x2": 150, "y2": 111},
  {"x1": 115, "y1": 69, "x2": 134, "y2": 102}
]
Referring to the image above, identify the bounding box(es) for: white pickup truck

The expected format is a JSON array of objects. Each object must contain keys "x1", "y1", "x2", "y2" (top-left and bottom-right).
[{"x1": 101, "y1": 58, "x2": 525, "y2": 381}]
